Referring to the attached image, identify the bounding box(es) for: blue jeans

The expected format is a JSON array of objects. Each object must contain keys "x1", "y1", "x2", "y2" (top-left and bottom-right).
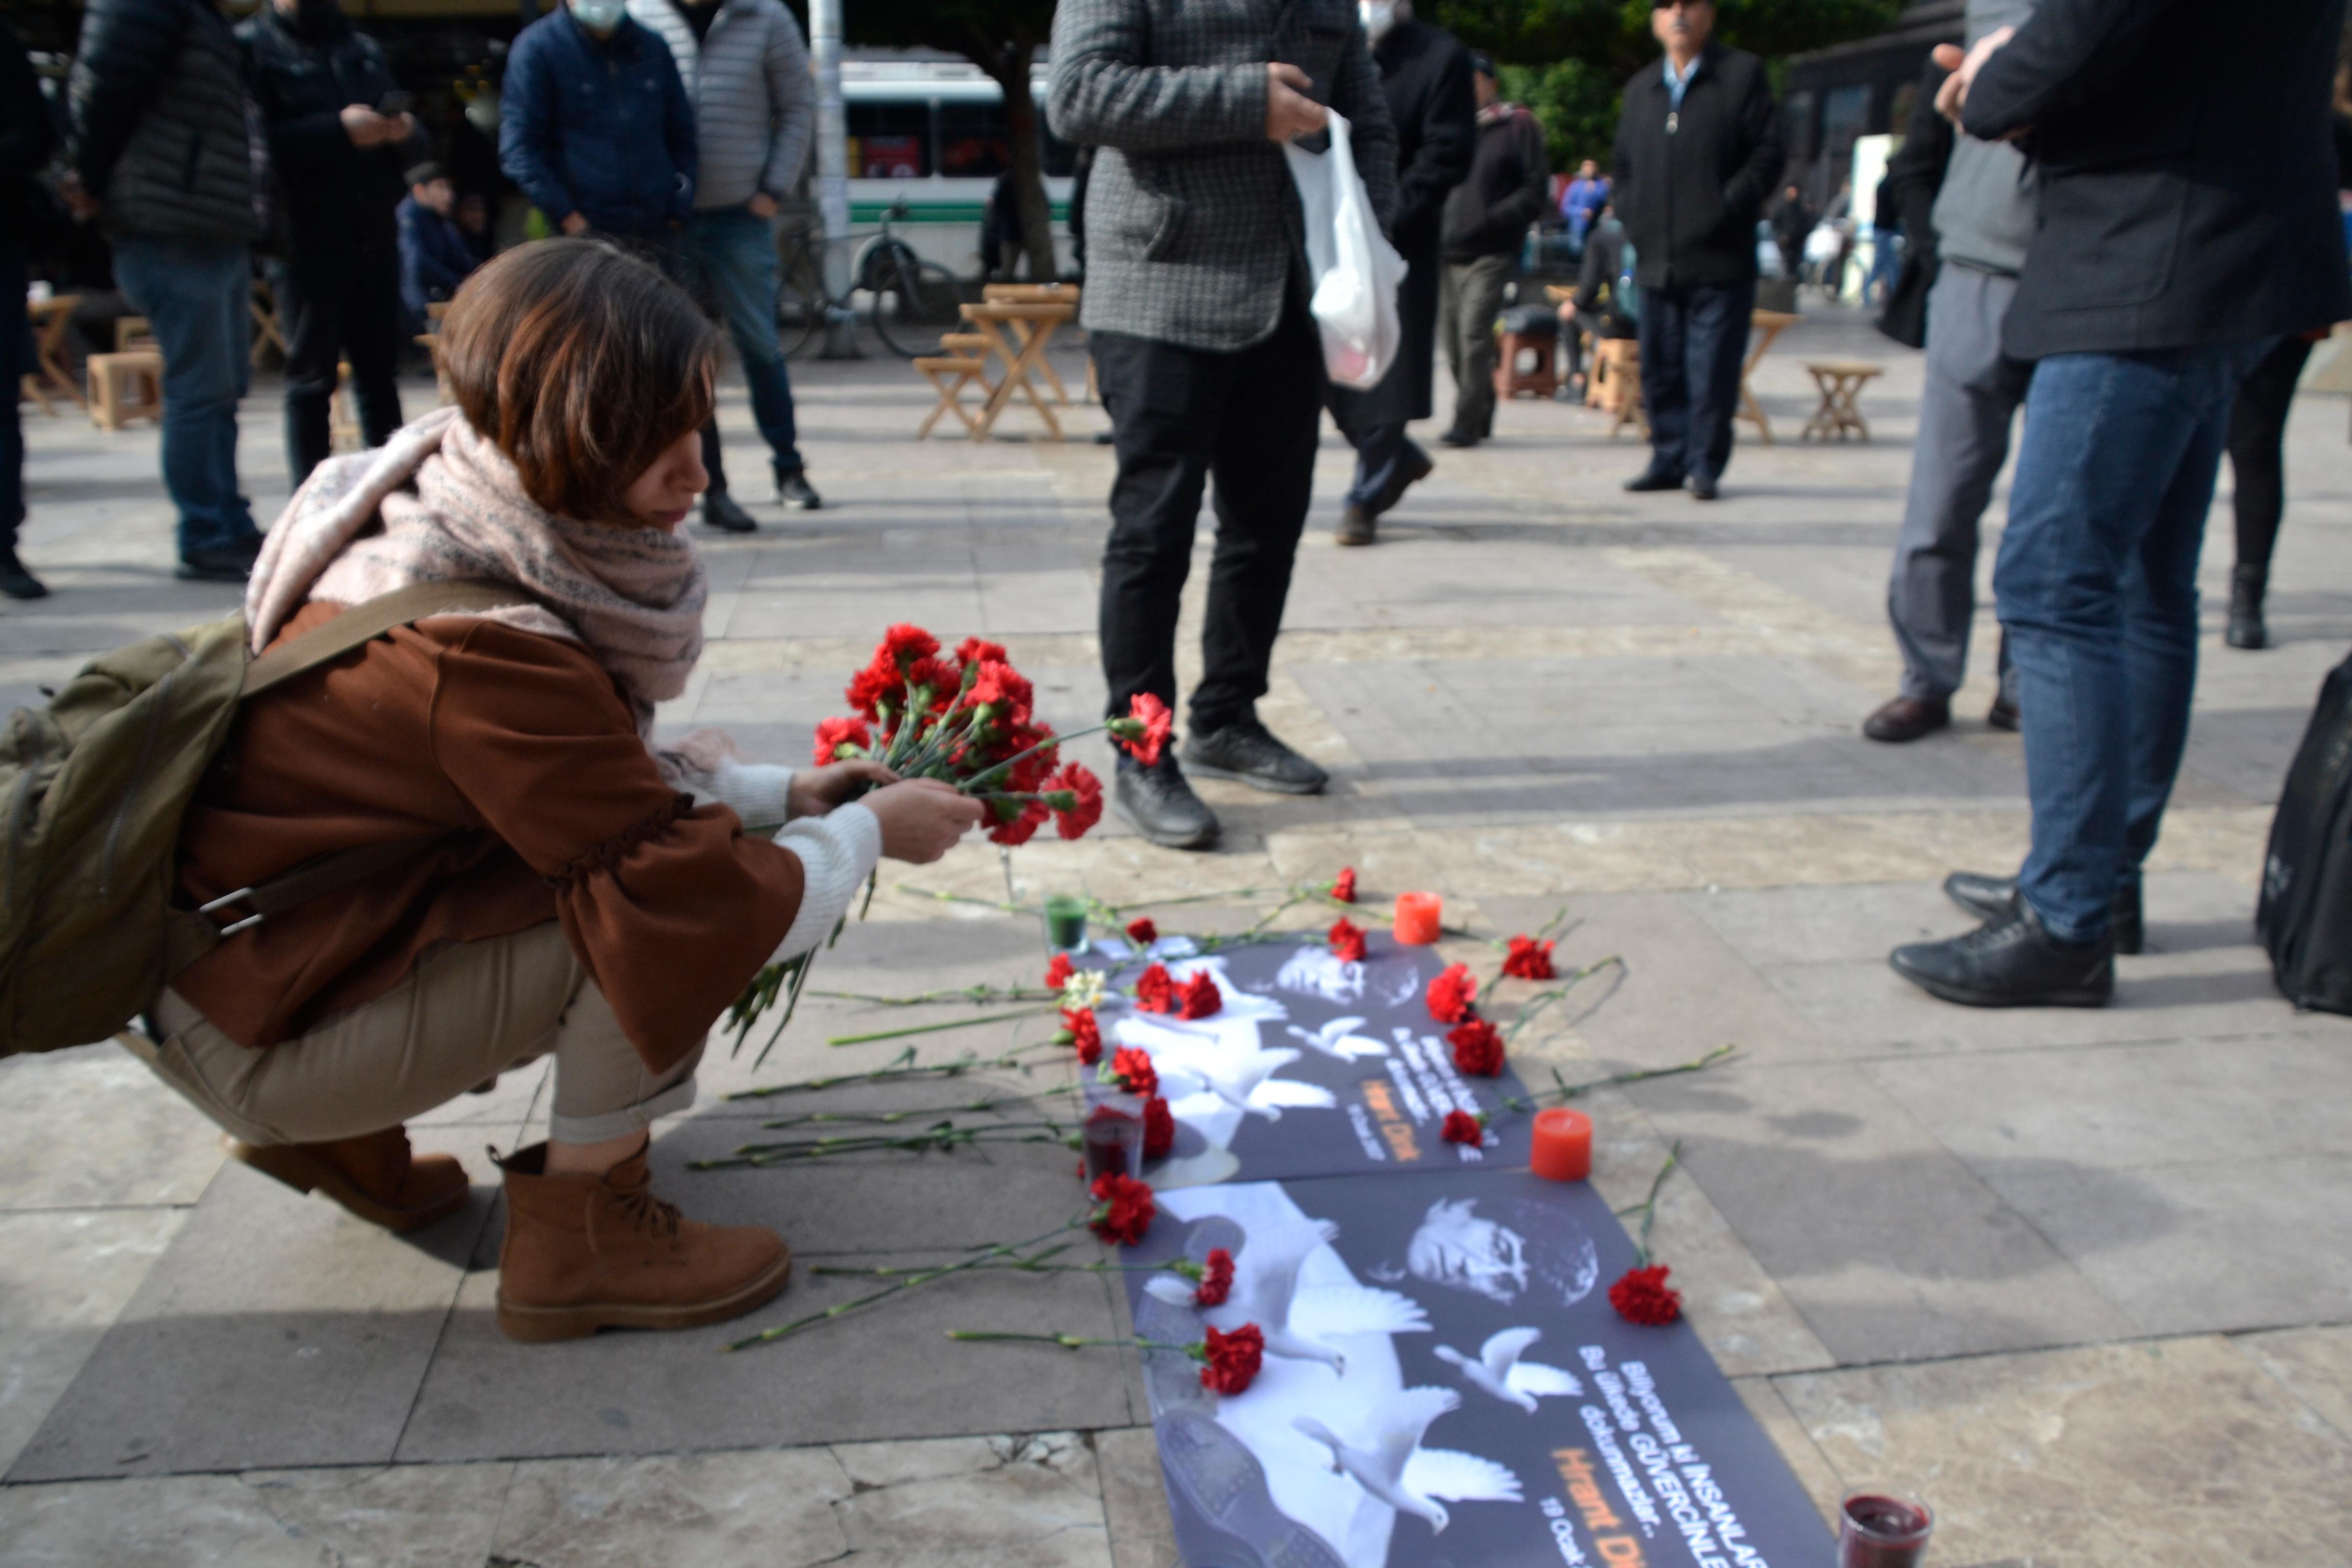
[
  {"x1": 682, "y1": 206, "x2": 803, "y2": 474},
  {"x1": 1636, "y1": 277, "x2": 1756, "y2": 485},
  {"x1": 1340, "y1": 423, "x2": 1426, "y2": 512},
  {"x1": 1996, "y1": 340, "x2": 2272, "y2": 942},
  {"x1": 112, "y1": 238, "x2": 258, "y2": 558}
]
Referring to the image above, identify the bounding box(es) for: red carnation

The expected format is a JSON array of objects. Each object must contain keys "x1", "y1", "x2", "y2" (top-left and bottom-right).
[
  {"x1": 845, "y1": 660, "x2": 901, "y2": 718},
  {"x1": 1061, "y1": 1007, "x2": 1102, "y2": 1065},
  {"x1": 1609, "y1": 1264, "x2": 1682, "y2": 1326},
  {"x1": 1126, "y1": 917, "x2": 1158, "y2": 946},
  {"x1": 1045, "y1": 763, "x2": 1104, "y2": 840},
  {"x1": 991, "y1": 721, "x2": 1059, "y2": 791},
  {"x1": 1088, "y1": 1171, "x2": 1156, "y2": 1246},
  {"x1": 1142, "y1": 1095, "x2": 1174, "y2": 1159},
  {"x1": 955, "y1": 636, "x2": 1009, "y2": 668},
  {"x1": 1108, "y1": 1046, "x2": 1158, "y2": 1099},
  {"x1": 877, "y1": 623, "x2": 941, "y2": 670},
  {"x1": 964, "y1": 659, "x2": 1035, "y2": 722},
  {"x1": 1447, "y1": 1016, "x2": 1505, "y2": 1076},
  {"x1": 1194, "y1": 1247, "x2": 1234, "y2": 1307},
  {"x1": 1330, "y1": 867, "x2": 1357, "y2": 903},
  {"x1": 812, "y1": 715, "x2": 872, "y2": 765},
  {"x1": 1198, "y1": 1323, "x2": 1264, "y2": 1395},
  {"x1": 1503, "y1": 934, "x2": 1557, "y2": 981},
  {"x1": 1441, "y1": 1109, "x2": 1486, "y2": 1146},
  {"x1": 1178, "y1": 970, "x2": 1222, "y2": 1020},
  {"x1": 1113, "y1": 693, "x2": 1174, "y2": 768},
  {"x1": 1426, "y1": 963, "x2": 1478, "y2": 1024},
  {"x1": 1134, "y1": 963, "x2": 1178, "y2": 1014},
  {"x1": 904, "y1": 656, "x2": 960, "y2": 706},
  {"x1": 1328, "y1": 918, "x2": 1367, "y2": 963},
  {"x1": 1046, "y1": 953, "x2": 1074, "y2": 991},
  {"x1": 988, "y1": 796, "x2": 1049, "y2": 846}
]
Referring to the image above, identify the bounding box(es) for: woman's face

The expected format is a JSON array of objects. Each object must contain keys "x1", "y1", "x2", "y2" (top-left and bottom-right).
[{"x1": 621, "y1": 425, "x2": 708, "y2": 532}]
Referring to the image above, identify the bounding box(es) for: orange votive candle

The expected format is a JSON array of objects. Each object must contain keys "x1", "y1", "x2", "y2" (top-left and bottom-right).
[
  {"x1": 1531, "y1": 1107, "x2": 1593, "y2": 1182},
  {"x1": 1394, "y1": 891, "x2": 1442, "y2": 945}
]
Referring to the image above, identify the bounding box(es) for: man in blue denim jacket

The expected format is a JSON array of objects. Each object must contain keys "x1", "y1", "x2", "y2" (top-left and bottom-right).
[{"x1": 499, "y1": 0, "x2": 695, "y2": 242}]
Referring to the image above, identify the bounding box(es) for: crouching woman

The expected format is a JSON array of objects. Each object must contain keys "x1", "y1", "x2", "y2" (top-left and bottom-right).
[{"x1": 137, "y1": 240, "x2": 983, "y2": 1341}]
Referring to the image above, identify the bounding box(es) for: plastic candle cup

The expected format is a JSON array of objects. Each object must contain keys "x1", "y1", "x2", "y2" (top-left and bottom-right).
[
  {"x1": 1838, "y1": 1492, "x2": 1932, "y2": 1568},
  {"x1": 1393, "y1": 891, "x2": 1442, "y2": 945},
  {"x1": 1080, "y1": 1077, "x2": 1144, "y2": 1181},
  {"x1": 1530, "y1": 1107, "x2": 1594, "y2": 1181},
  {"x1": 1043, "y1": 894, "x2": 1088, "y2": 951}
]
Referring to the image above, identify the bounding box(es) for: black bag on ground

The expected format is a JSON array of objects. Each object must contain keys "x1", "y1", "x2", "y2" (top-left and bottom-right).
[{"x1": 2256, "y1": 651, "x2": 2352, "y2": 1011}]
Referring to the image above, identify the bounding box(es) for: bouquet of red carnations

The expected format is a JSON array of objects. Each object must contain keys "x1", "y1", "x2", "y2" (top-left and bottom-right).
[{"x1": 726, "y1": 625, "x2": 1175, "y2": 1062}]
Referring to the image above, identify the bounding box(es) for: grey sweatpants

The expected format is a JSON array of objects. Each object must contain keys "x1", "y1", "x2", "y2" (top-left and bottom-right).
[
  {"x1": 1888, "y1": 263, "x2": 2032, "y2": 704},
  {"x1": 1440, "y1": 254, "x2": 1514, "y2": 439}
]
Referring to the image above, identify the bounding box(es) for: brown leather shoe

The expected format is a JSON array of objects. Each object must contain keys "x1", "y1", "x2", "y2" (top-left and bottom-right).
[
  {"x1": 1863, "y1": 695, "x2": 1951, "y2": 743},
  {"x1": 1336, "y1": 504, "x2": 1377, "y2": 546},
  {"x1": 492, "y1": 1142, "x2": 791, "y2": 1343},
  {"x1": 226, "y1": 1125, "x2": 471, "y2": 1233}
]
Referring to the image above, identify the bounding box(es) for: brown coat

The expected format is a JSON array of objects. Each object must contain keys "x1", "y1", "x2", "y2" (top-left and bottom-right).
[{"x1": 172, "y1": 603, "x2": 804, "y2": 1070}]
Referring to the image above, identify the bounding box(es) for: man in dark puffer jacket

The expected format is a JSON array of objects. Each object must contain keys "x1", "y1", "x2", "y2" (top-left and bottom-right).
[
  {"x1": 240, "y1": 0, "x2": 417, "y2": 488},
  {"x1": 67, "y1": 0, "x2": 266, "y2": 581}
]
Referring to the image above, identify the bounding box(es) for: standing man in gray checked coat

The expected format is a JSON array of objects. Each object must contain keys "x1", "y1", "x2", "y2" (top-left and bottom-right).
[
  {"x1": 629, "y1": 0, "x2": 821, "y2": 527},
  {"x1": 1050, "y1": 0, "x2": 1398, "y2": 850}
]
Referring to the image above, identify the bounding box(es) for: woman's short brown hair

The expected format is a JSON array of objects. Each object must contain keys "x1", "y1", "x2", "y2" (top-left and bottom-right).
[{"x1": 438, "y1": 238, "x2": 718, "y2": 524}]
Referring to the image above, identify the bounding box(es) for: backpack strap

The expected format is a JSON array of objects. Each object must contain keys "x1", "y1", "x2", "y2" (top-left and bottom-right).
[{"x1": 240, "y1": 578, "x2": 531, "y2": 698}]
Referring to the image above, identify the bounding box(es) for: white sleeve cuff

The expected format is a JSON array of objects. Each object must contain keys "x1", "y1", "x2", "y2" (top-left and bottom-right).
[
  {"x1": 689, "y1": 760, "x2": 796, "y2": 834},
  {"x1": 771, "y1": 802, "x2": 883, "y2": 961}
]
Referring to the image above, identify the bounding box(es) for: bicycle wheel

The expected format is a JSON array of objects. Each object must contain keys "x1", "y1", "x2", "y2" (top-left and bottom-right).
[
  {"x1": 868, "y1": 253, "x2": 967, "y2": 358},
  {"x1": 773, "y1": 238, "x2": 826, "y2": 359}
]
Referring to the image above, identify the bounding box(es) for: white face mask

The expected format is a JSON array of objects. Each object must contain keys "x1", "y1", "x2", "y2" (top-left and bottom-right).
[
  {"x1": 1360, "y1": 1, "x2": 1396, "y2": 42},
  {"x1": 571, "y1": 0, "x2": 627, "y2": 32}
]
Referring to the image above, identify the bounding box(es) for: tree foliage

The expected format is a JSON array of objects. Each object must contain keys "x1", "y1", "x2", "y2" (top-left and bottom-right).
[{"x1": 1425, "y1": 0, "x2": 1904, "y2": 77}]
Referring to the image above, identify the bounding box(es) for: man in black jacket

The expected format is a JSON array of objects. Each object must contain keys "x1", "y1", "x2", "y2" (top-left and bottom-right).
[
  {"x1": 67, "y1": 0, "x2": 266, "y2": 581},
  {"x1": 1328, "y1": 1, "x2": 1474, "y2": 546},
  {"x1": 1611, "y1": 0, "x2": 1781, "y2": 500},
  {"x1": 3, "y1": 21, "x2": 55, "y2": 600},
  {"x1": 242, "y1": 0, "x2": 418, "y2": 487},
  {"x1": 1890, "y1": 0, "x2": 2352, "y2": 1009},
  {"x1": 1436, "y1": 54, "x2": 1547, "y2": 449}
]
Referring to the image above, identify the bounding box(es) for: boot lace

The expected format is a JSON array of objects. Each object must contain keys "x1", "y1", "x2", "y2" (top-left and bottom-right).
[{"x1": 609, "y1": 1174, "x2": 682, "y2": 1239}]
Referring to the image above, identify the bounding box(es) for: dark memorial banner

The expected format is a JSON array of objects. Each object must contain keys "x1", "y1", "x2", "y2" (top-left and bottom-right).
[{"x1": 1088, "y1": 936, "x2": 1828, "y2": 1568}]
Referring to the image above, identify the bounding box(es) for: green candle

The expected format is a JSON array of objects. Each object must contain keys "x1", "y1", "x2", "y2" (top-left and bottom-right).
[{"x1": 1044, "y1": 894, "x2": 1088, "y2": 951}]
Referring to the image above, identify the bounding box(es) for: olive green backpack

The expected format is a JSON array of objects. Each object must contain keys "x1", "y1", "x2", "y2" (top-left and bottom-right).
[{"x1": 0, "y1": 579, "x2": 523, "y2": 1056}]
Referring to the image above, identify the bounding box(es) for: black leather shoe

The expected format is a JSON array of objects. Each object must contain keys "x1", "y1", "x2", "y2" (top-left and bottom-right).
[
  {"x1": 1438, "y1": 427, "x2": 1479, "y2": 449},
  {"x1": 1369, "y1": 444, "x2": 1434, "y2": 515},
  {"x1": 1685, "y1": 473, "x2": 1719, "y2": 501},
  {"x1": 1623, "y1": 468, "x2": 1683, "y2": 493},
  {"x1": 1863, "y1": 695, "x2": 1950, "y2": 742},
  {"x1": 702, "y1": 489, "x2": 758, "y2": 533},
  {"x1": 774, "y1": 464, "x2": 822, "y2": 511},
  {"x1": 1114, "y1": 756, "x2": 1219, "y2": 850},
  {"x1": 1890, "y1": 899, "x2": 2114, "y2": 1008},
  {"x1": 1336, "y1": 505, "x2": 1377, "y2": 547},
  {"x1": 0, "y1": 548, "x2": 47, "y2": 600},
  {"x1": 2225, "y1": 562, "x2": 2267, "y2": 649},
  {"x1": 175, "y1": 546, "x2": 254, "y2": 583},
  {"x1": 1987, "y1": 695, "x2": 2020, "y2": 731},
  {"x1": 1944, "y1": 870, "x2": 2143, "y2": 955},
  {"x1": 1181, "y1": 716, "x2": 1329, "y2": 796}
]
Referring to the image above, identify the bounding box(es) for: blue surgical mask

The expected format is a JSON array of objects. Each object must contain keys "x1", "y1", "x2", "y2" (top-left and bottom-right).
[{"x1": 571, "y1": 0, "x2": 627, "y2": 33}]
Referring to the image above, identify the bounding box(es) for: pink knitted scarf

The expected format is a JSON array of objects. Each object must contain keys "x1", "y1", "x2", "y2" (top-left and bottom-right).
[{"x1": 246, "y1": 405, "x2": 707, "y2": 733}]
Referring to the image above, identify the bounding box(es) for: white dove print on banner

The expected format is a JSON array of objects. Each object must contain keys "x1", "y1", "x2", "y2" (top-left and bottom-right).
[
  {"x1": 1149, "y1": 1213, "x2": 1428, "y2": 1373},
  {"x1": 1432, "y1": 1326, "x2": 1584, "y2": 1413},
  {"x1": 1292, "y1": 1385, "x2": 1525, "y2": 1535},
  {"x1": 1284, "y1": 1016, "x2": 1391, "y2": 1061}
]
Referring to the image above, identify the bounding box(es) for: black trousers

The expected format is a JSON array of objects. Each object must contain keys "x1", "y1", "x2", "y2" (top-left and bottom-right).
[
  {"x1": 279, "y1": 217, "x2": 405, "y2": 487},
  {"x1": 1092, "y1": 294, "x2": 1323, "y2": 737},
  {"x1": 1636, "y1": 277, "x2": 1755, "y2": 484},
  {"x1": 2226, "y1": 333, "x2": 2315, "y2": 573}
]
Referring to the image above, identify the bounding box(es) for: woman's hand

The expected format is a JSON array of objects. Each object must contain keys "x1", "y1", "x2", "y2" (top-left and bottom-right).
[
  {"x1": 863, "y1": 778, "x2": 987, "y2": 863},
  {"x1": 788, "y1": 759, "x2": 898, "y2": 820}
]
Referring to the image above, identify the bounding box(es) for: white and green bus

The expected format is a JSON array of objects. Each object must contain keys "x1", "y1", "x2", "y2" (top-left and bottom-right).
[{"x1": 839, "y1": 56, "x2": 1077, "y2": 279}]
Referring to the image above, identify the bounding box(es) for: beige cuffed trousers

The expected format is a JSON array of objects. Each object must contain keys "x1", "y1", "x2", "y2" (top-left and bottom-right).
[{"x1": 136, "y1": 921, "x2": 703, "y2": 1147}]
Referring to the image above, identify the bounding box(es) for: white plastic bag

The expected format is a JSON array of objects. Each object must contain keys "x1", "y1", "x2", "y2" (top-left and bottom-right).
[{"x1": 1283, "y1": 111, "x2": 1408, "y2": 390}]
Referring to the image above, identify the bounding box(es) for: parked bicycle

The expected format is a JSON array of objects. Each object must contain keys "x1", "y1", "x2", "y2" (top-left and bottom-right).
[{"x1": 775, "y1": 199, "x2": 965, "y2": 359}]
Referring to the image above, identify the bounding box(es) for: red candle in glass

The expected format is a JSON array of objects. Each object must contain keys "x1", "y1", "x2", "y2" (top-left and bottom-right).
[
  {"x1": 1531, "y1": 1108, "x2": 1593, "y2": 1181},
  {"x1": 1393, "y1": 891, "x2": 1442, "y2": 945},
  {"x1": 1839, "y1": 1492, "x2": 1932, "y2": 1568}
]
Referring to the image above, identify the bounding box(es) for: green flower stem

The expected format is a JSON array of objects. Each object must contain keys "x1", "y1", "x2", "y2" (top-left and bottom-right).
[
  {"x1": 754, "y1": 1092, "x2": 1070, "y2": 1130},
  {"x1": 724, "y1": 1220, "x2": 1085, "y2": 1352},
  {"x1": 720, "y1": 1045, "x2": 1056, "y2": 1102},
  {"x1": 807, "y1": 984, "x2": 1061, "y2": 1008},
  {"x1": 811, "y1": 1242, "x2": 1085, "y2": 1279},
  {"x1": 824, "y1": 1003, "x2": 1059, "y2": 1048},
  {"x1": 947, "y1": 1330, "x2": 1196, "y2": 1357},
  {"x1": 1614, "y1": 1140, "x2": 1682, "y2": 1268},
  {"x1": 1494, "y1": 1044, "x2": 1735, "y2": 1116},
  {"x1": 894, "y1": 885, "x2": 1038, "y2": 916},
  {"x1": 1502, "y1": 955, "x2": 1626, "y2": 1043}
]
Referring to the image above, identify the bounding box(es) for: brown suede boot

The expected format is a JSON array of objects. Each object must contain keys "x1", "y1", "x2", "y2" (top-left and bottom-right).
[
  {"x1": 225, "y1": 1125, "x2": 471, "y2": 1233},
  {"x1": 493, "y1": 1142, "x2": 791, "y2": 1343}
]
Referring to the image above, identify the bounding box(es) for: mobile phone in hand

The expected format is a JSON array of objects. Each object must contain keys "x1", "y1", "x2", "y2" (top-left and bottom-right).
[{"x1": 378, "y1": 89, "x2": 414, "y2": 116}]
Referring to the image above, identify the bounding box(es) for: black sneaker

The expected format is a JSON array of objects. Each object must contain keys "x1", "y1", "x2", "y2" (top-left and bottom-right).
[
  {"x1": 175, "y1": 545, "x2": 255, "y2": 583},
  {"x1": 1685, "y1": 472, "x2": 1719, "y2": 501},
  {"x1": 702, "y1": 489, "x2": 758, "y2": 533},
  {"x1": 1369, "y1": 444, "x2": 1434, "y2": 515},
  {"x1": 0, "y1": 548, "x2": 47, "y2": 600},
  {"x1": 1944, "y1": 870, "x2": 2143, "y2": 955},
  {"x1": 1180, "y1": 716, "x2": 1329, "y2": 796},
  {"x1": 1114, "y1": 755, "x2": 1219, "y2": 851},
  {"x1": 1623, "y1": 468, "x2": 1683, "y2": 493},
  {"x1": 1438, "y1": 427, "x2": 1479, "y2": 449},
  {"x1": 774, "y1": 464, "x2": 822, "y2": 511},
  {"x1": 1890, "y1": 899, "x2": 2114, "y2": 1008},
  {"x1": 1336, "y1": 504, "x2": 1377, "y2": 547}
]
